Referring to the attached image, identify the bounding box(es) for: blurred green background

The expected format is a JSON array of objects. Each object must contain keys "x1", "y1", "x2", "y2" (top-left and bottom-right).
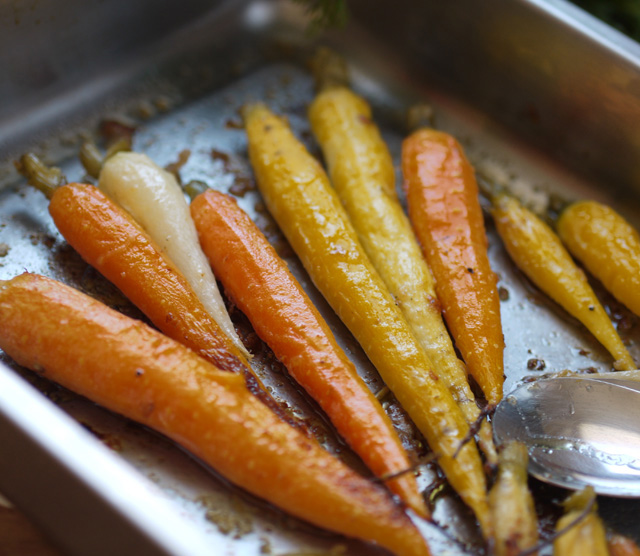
[
  {"x1": 302, "y1": 0, "x2": 640, "y2": 41},
  {"x1": 298, "y1": 0, "x2": 640, "y2": 42},
  {"x1": 571, "y1": 0, "x2": 640, "y2": 41}
]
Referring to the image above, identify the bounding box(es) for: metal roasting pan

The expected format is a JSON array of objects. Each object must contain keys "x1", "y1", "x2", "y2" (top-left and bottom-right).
[{"x1": 1, "y1": 0, "x2": 640, "y2": 554}]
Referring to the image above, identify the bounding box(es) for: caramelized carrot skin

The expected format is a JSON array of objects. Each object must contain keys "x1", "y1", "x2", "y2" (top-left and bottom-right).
[
  {"x1": 553, "y1": 488, "x2": 607, "y2": 556},
  {"x1": 244, "y1": 104, "x2": 492, "y2": 537},
  {"x1": 492, "y1": 195, "x2": 635, "y2": 371},
  {"x1": 0, "y1": 273, "x2": 431, "y2": 556},
  {"x1": 190, "y1": 189, "x2": 427, "y2": 518},
  {"x1": 557, "y1": 200, "x2": 640, "y2": 318},
  {"x1": 489, "y1": 442, "x2": 538, "y2": 556},
  {"x1": 402, "y1": 129, "x2": 504, "y2": 406},
  {"x1": 99, "y1": 152, "x2": 249, "y2": 357},
  {"x1": 609, "y1": 534, "x2": 640, "y2": 556},
  {"x1": 309, "y1": 87, "x2": 497, "y2": 465},
  {"x1": 48, "y1": 183, "x2": 247, "y2": 374}
]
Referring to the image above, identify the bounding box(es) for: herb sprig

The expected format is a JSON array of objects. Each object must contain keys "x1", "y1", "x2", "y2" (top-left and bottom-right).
[{"x1": 292, "y1": 0, "x2": 348, "y2": 33}]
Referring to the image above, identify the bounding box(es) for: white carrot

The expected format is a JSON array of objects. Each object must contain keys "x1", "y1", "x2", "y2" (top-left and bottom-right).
[{"x1": 99, "y1": 152, "x2": 249, "y2": 357}]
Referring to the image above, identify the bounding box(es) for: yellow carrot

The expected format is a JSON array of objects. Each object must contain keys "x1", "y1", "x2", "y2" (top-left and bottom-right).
[
  {"x1": 492, "y1": 194, "x2": 635, "y2": 371},
  {"x1": 553, "y1": 487, "x2": 607, "y2": 556},
  {"x1": 489, "y1": 442, "x2": 538, "y2": 556},
  {"x1": 557, "y1": 200, "x2": 640, "y2": 319},
  {"x1": 16, "y1": 156, "x2": 257, "y2": 384},
  {"x1": 190, "y1": 189, "x2": 427, "y2": 517},
  {"x1": 99, "y1": 152, "x2": 249, "y2": 358},
  {"x1": 308, "y1": 74, "x2": 496, "y2": 465},
  {"x1": 243, "y1": 102, "x2": 492, "y2": 537},
  {"x1": 46, "y1": 183, "x2": 254, "y2": 376},
  {"x1": 0, "y1": 273, "x2": 431, "y2": 556}
]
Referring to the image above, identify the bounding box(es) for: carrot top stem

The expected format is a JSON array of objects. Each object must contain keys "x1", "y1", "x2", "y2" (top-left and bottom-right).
[
  {"x1": 406, "y1": 104, "x2": 436, "y2": 132},
  {"x1": 475, "y1": 175, "x2": 504, "y2": 204},
  {"x1": 311, "y1": 47, "x2": 350, "y2": 91},
  {"x1": 476, "y1": 171, "x2": 575, "y2": 227},
  {"x1": 79, "y1": 141, "x2": 104, "y2": 179},
  {"x1": 183, "y1": 179, "x2": 210, "y2": 201},
  {"x1": 105, "y1": 137, "x2": 132, "y2": 160},
  {"x1": 79, "y1": 137, "x2": 132, "y2": 179},
  {"x1": 546, "y1": 191, "x2": 574, "y2": 225},
  {"x1": 16, "y1": 153, "x2": 65, "y2": 199}
]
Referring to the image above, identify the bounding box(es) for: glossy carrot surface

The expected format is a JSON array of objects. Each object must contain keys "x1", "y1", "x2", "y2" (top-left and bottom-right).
[
  {"x1": 99, "y1": 152, "x2": 248, "y2": 357},
  {"x1": 609, "y1": 534, "x2": 640, "y2": 556},
  {"x1": 557, "y1": 200, "x2": 640, "y2": 318},
  {"x1": 488, "y1": 442, "x2": 538, "y2": 556},
  {"x1": 243, "y1": 103, "x2": 491, "y2": 536},
  {"x1": 309, "y1": 85, "x2": 496, "y2": 465},
  {"x1": 493, "y1": 195, "x2": 635, "y2": 371},
  {"x1": 553, "y1": 488, "x2": 607, "y2": 556},
  {"x1": 190, "y1": 189, "x2": 427, "y2": 517},
  {"x1": 0, "y1": 273, "x2": 431, "y2": 556},
  {"x1": 47, "y1": 183, "x2": 253, "y2": 378},
  {"x1": 403, "y1": 128, "x2": 504, "y2": 406}
]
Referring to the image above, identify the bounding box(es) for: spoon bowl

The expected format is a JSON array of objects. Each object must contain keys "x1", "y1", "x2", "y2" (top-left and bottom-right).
[{"x1": 493, "y1": 375, "x2": 640, "y2": 497}]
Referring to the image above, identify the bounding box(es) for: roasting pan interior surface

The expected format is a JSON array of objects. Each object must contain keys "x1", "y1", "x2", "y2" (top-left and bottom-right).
[{"x1": 1, "y1": 0, "x2": 640, "y2": 554}]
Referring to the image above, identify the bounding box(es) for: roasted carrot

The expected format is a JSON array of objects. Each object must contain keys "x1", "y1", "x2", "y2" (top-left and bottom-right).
[
  {"x1": 308, "y1": 52, "x2": 496, "y2": 465},
  {"x1": 553, "y1": 487, "x2": 607, "y2": 556},
  {"x1": 190, "y1": 188, "x2": 427, "y2": 517},
  {"x1": 243, "y1": 103, "x2": 492, "y2": 537},
  {"x1": 39, "y1": 182, "x2": 257, "y2": 383},
  {"x1": 402, "y1": 128, "x2": 504, "y2": 406},
  {"x1": 492, "y1": 194, "x2": 635, "y2": 371},
  {"x1": 609, "y1": 533, "x2": 640, "y2": 556},
  {"x1": 488, "y1": 442, "x2": 538, "y2": 556},
  {"x1": 557, "y1": 200, "x2": 640, "y2": 319},
  {"x1": 98, "y1": 152, "x2": 249, "y2": 357},
  {"x1": 475, "y1": 176, "x2": 640, "y2": 344},
  {"x1": 0, "y1": 273, "x2": 431, "y2": 556}
]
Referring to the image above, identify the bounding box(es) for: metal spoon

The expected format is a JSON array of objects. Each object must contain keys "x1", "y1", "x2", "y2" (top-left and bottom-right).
[{"x1": 493, "y1": 375, "x2": 640, "y2": 497}]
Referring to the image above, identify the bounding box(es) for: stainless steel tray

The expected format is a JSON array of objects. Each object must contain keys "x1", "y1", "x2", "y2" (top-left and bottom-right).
[{"x1": 1, "y1": 0, "x2": 640, "y2": 554}]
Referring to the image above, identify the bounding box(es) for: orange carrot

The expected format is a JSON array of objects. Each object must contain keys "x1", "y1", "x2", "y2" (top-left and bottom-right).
[
  {"x1": 307, "y1": 73, "x2": 497, "y2": 465},
  {"x1": 402, "y1": 128, "x2": 504, "y2": 406},
  {"x1": 609, "y1": 534, "x2": 640, "y2": 556},
  {"x1": 46, "y1": 183, "x2": 253, "y2": 380},
  {"x1": 190, "y1": 188, "x2": 427, "y2": 518},
  {"x1": 0, "y1": 273, "x2": 431, "y2": 556},
  {"x1": 244, "y1": 104, "x2": 491, "y2": 536}
]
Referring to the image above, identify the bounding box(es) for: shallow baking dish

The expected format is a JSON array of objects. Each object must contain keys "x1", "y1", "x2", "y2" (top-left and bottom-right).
[{"x1": 1, "y1": 0, "x2": 640, "y2": 554}]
